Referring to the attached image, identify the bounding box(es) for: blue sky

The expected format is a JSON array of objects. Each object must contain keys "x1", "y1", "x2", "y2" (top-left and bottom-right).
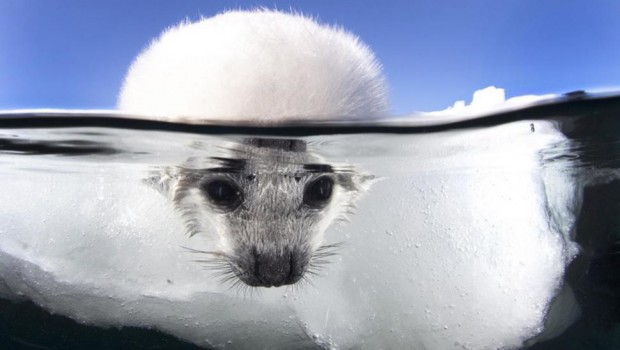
[{"x1": 0, "y1": 0, "x2": 618, "y2": 115}]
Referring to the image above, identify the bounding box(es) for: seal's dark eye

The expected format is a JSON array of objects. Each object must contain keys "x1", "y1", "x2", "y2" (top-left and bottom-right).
[
  {"x1": 204, "y1": 179, "x2": 242, "y2": 210},
  {"x1": 303, "y1": 176, "x2": 333, "y2": 208}
]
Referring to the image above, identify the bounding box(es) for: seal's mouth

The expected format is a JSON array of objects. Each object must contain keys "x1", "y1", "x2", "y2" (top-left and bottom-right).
[{"x1": 231, "y1": 246, "x2": 309, "y2": 287}]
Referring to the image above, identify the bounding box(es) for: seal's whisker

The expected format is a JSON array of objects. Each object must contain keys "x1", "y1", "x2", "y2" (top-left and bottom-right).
[
  {"x1": 181, "y1": 246, "x2": 230, "y2": 258},
  {"x1": 315, "y1": 242, "x2": 346, "y2": 251},
  {"x1": 304, "y1": 268, "x2": 320, "y2": 277},
  {"x1": 309, "y1": 242, "x2": 344, "y2": 266},
  {"x1": 212, "y1": 269, "x2": 236, "y2": 279},
  {"x1": 298, "y1": 274, "x2": 316, "y2": 290},
  {"x1": 220, "y1": 273, "x2": 239, "y2": 284},
  {"x1": 192, "y1": 259, "x2": 227, "y2": 264}
]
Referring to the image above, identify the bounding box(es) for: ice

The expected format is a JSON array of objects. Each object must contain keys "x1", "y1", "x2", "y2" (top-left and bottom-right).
[{"x1": 0, "y1": 120, "x2": 579, "y2": 349}]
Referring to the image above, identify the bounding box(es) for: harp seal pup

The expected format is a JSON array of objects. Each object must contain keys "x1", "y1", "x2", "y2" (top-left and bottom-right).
[
  {"x1": 119, "y1": 10, "x2": 384, "y2": 287},
  {"x1": 117, "y1": 9, "x2": 389, "y2": 122},
  {"x1": 147, "y1": 139, "x2": 373, "y2": 287}
]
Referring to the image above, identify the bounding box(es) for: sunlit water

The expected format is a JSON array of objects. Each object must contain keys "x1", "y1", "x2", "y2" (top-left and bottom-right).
[{"x1": 0, "y1": 94, "x2": 619, "y2": 349}]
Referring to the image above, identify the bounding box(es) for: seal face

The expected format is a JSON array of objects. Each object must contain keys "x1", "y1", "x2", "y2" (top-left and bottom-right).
[{"x1": 147, "y1": 138, "x2": 373, "y2": 288}]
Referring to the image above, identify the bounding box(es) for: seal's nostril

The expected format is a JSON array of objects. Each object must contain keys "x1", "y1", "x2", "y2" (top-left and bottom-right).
[
  {"x1": 287, "y1": 251, "x2": 297, "y2": 282},
  {"x1": 251, "y1": 245, "x2": 260, "y2": 277}
]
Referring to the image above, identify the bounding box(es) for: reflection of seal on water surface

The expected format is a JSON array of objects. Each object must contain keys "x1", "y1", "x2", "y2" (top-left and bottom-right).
[
  {"x1": 147, "y1": 138, "x2": 373, "y2": 288},
  {"x1": 118, "y1": 9, "x2": 389, "y2": 122}
]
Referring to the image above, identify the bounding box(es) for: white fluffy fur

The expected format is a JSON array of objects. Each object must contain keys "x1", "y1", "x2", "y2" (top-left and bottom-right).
[{"x1": 118, "y1": 10, "x2": 389, "y2": 122}]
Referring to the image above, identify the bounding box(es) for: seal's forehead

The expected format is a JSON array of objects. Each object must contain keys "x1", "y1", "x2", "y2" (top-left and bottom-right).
[
  {"x1": 303, "y1": 164, "x2": 333, "y2": 173},
  {"x1": 204, "y1": 157, "x2": 335, "y2": 176},
  {"x1": 242, "y1": 138, "x2": 306, "y2": 152},
  {"x1": 206, "y1": 157, "x2": 247, "y2": 173}
]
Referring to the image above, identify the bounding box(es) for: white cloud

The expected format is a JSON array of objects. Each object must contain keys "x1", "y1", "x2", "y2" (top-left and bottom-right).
[{"x1": 429, "y1": 86, "x2": 556, "y2": 116}]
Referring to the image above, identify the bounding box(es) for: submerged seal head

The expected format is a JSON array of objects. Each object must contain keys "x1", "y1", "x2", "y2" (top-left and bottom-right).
[{"x1": 149, "y1": 139, "x2": 372, "y2": 287}]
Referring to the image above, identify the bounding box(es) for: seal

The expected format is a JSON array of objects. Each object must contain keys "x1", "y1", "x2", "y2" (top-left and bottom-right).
[
  {"x1": 146, "y1": 139, "x2": 373, "y2": 287},
  {"x1": 120, "y1": 9, "x2": 385, "y2": 287}
]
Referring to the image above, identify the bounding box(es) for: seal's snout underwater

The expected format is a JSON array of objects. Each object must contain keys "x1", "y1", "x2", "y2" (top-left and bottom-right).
[
  {"x1": 202, "y1": 160, "x2": 334, "y2": 287},
  {"x1": 121, "y1": 10, "x2": 385, "y2": 287},
  {"x1": 146, "y1": 139, "x2": 372, "y2": 288},
  {"x1": 233, "y1": 245, "x2": 308, "y2": 287}
]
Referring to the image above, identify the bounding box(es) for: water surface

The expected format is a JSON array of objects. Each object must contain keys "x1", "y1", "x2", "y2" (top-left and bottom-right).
[{"x1": 0, "y1": 93, "x2": 619, "y2": 349}]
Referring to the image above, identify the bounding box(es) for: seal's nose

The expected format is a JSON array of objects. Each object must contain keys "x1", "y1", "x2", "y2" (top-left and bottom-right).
[{"x1": 234, "y1": 246, "x2": 306, "y2": 287}]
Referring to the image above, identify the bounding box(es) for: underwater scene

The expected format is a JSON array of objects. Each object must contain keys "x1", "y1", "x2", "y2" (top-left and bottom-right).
[{"x1": 0, "y1": 93, "x2": 618, "y2": 349}]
